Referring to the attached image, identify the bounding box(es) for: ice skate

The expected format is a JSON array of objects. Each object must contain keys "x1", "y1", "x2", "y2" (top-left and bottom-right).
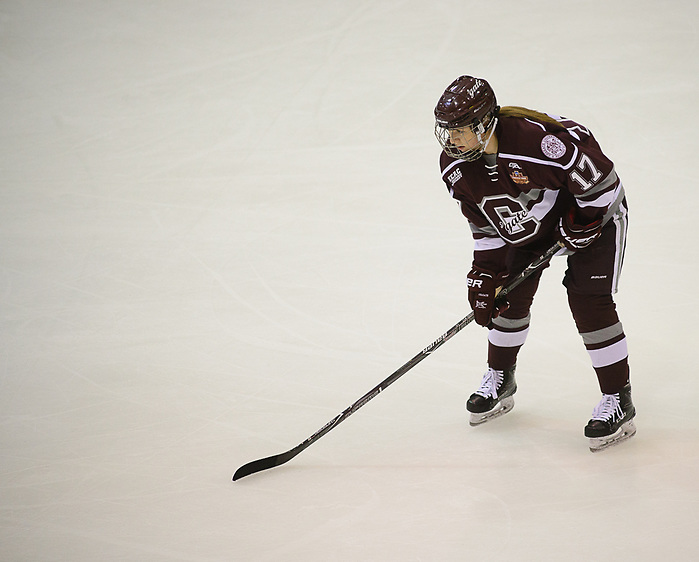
[
  {"x1": 585, "y1": 383, "x2": 636, "y2": 452},
  {"x1": 466, "y1": 365, "x2": 517, "y2": 426}
]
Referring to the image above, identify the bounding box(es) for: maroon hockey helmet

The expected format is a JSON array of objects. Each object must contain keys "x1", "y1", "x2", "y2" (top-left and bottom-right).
[{"x1": 434, "y1": 76, "x2": 499, "y2": 161}]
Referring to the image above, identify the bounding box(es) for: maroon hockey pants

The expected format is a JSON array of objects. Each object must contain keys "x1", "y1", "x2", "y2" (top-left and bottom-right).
[{"x1": 486, "y1": 214, "x2": 629, "y2": 394}]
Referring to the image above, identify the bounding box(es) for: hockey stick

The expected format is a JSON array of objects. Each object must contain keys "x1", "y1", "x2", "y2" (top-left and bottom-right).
[{"x1": 233, "y1": 242, "x2": 561, "y2": 481}]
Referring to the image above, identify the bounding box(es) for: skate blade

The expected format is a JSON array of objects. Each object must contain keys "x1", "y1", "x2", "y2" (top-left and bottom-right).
[
  {"x1": 469, "y1": 396, "x2": 515, "y2": 426},
  {"x1": 589, "y1": 419, "x2": 637, "y2": 453}
]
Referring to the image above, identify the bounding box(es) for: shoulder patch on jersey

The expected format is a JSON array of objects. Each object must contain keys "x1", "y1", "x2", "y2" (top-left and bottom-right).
[
  {"x1": 447, "y1": 168, "x2": 462, "y2": 185},
  {"x1": 541, "y1": 134, "x2": 567, "y2": 159},
  {"x1": 509, "y1": 169, "x2": 529, "y2": 184}
]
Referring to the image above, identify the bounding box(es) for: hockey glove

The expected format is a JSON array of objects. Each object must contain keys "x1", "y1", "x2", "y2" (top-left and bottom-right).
[
  {"x1": 557, "y1": 208, "x2": 603, "y2": 251},
  {"x1": 467, "y1": 267, "x2": 510, "y2": 327}
]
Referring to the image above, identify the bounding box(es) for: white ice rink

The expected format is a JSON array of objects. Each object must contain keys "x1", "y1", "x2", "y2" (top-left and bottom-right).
[{"x1": 2, "y1": 1, "x2": 698, "y2": 560}]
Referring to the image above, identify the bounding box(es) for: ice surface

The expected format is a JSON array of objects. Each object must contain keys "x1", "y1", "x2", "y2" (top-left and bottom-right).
[{"x1": 1, "y1": 1, "x2": 698, "y2": 560}]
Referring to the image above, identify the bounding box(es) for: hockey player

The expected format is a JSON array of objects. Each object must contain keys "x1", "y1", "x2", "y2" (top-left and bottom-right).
[{"x1": 434, "y1": 75, "x2": 636, "y2": 452}]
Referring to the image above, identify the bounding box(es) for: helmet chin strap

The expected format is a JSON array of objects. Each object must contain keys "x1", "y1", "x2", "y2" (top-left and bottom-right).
[
  {"x1": 458, "y1": 116, "x2": 498, "y2": 161},
  {"x1": 478, "y1": 116, "x2": 498, "y2": 155}
]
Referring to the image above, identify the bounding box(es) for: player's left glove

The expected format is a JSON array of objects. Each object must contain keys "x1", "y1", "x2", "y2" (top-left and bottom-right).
[{"x1": 557, "y1": 208, "x2": 603, "y2": 251}]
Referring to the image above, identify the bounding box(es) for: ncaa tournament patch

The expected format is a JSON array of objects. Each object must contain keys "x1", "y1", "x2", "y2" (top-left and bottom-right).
[
  {"x1": 509, "y1": 169, "x2": 529, "y2": 184},
  {"x1": 541, "y1": 134, "x2": 566, "y2": 159}
]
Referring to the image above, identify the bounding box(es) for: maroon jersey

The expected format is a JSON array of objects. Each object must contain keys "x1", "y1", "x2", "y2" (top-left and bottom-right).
[{"x1": 440, "y1": 115, "x2": 625, "y2": 270}]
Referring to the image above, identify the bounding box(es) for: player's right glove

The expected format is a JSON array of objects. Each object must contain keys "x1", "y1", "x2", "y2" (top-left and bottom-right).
[
  {"x1": 467, "y1": 267, "x2": 509, "y2": 327},
  {"x1": 557, "y1": 208, "x2": 603, "y2": 251}
]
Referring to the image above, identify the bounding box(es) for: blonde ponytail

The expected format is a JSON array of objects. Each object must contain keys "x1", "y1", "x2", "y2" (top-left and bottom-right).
[{"x1": 498, "y1": 106, "x2": 567, "y2": 131}]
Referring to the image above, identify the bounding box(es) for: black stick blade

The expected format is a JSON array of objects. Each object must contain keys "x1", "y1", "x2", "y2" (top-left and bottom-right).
[{"x1": 233, "y1": 447, "x2": 301, "y2": 481}]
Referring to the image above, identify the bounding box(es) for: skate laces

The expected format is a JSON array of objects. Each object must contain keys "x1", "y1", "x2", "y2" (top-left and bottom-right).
[
  {"x1": 591, "y1": 393, "x2": 623, "y2": 422},
  {"x1": 475, "y1": 368, "x2": 504, "y2": 399}
]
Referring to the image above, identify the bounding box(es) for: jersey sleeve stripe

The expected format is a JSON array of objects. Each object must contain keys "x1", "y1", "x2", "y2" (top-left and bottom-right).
[
  {"x1": 576, "y1": 183, "x2": 624, "y2": 209},
  {"x1": 576, "y1": 169, "x2": 619, "y2": 199},
  {"x1": 473, "y1": 236, "x2": 507, "y2": 251},
  {"x1": 469, "y1": 222, "x2": 499, "y2": 236}
]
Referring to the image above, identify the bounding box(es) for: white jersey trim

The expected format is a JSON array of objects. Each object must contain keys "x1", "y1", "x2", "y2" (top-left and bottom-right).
[
  {"x1": 500, "y1": 144, "x2": 578, "y2": 171},
  {"x1": 441, "y1": 159, "x2": 466, "y2": 180}
]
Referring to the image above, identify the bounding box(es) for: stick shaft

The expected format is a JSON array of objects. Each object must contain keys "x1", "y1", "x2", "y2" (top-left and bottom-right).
[{"x1": 233, "y1": 242, "x2": 561, "y2": 480}]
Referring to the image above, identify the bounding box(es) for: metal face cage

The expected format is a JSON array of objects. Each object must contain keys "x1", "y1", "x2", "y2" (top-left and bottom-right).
[{"x1": 434, "y1": 114, "x2": 498, "y2": 161}]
